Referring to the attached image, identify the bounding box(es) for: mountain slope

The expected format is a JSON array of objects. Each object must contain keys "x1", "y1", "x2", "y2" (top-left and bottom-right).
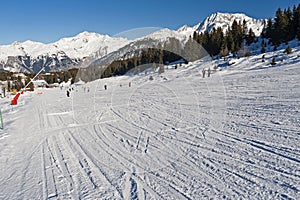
[
  {"x1": 0, "y1": 32, "x2": 130, "y2": 60},
  {"x1": 0, "y1": 32, "x2": 130, "y2": 73},
  {"x1": 89, "y1": 28, "x2": 191, "y2": 68}
]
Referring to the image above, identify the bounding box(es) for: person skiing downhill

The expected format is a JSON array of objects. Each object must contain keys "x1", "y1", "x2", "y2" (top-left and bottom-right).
[
  {"x1": 202, "y1": 68, "x2": 206, "y2": 78},
  {"x1": 104, "y1": 84, "x2": 107, "y2": 90},
  {"x1": 208, "y1": 68, "x2": 211, "y2": 77}
]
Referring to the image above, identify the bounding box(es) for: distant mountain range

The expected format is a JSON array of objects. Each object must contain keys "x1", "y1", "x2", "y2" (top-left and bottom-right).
[
  {"x1": 0, "y1": 32, "x2": 130, "y2": 73},
  {"x1": 0, "y1": 12, "x2": 266, "y2": 73}
]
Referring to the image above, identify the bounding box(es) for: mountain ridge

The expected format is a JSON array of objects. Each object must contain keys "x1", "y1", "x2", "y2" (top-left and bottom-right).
[
  {"x1": 177, "y1": 12, "x2": 266, "y2": 36},
  {"x1": 0, "y1": 12, "x2": 266, "y2": 73}
]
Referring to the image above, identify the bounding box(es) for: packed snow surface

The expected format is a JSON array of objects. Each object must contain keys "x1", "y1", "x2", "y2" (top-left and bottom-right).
[{"x1": 0, "y1": 49, "x2": 299, "y2": 199}]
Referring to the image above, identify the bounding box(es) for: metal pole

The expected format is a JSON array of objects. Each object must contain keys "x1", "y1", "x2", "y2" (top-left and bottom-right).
[
  {"x1": 23, "y1": 67, "x2": 45, "y2": 90},
  {"x1": 0, "y1": 109, "x2": 3, "y2": 130}
]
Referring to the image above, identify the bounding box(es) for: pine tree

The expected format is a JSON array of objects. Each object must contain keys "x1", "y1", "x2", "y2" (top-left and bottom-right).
[
  {"x1": 260, "y1": 3, "x2": 300, "y2": 45},
  {"x1": 284, "y1": 45, "x2": 292, "y2": 54},
  {"x1": 226, "y1": 30, "x2": 235, "y2": 53},
  {"x1": 261, "y1": 40, "x2": 266, "y2": 54},
  {"x1": 261, "y1": 20, "x2": 267, "y2": 38},
  {"x1": 246, "y1": 28, "x2": 256, "y2": 45},
  {"x1": 7, "y1": 80, "x2": 11, "y2": 91},
  {"x1": 242, "y1": 19, "x2": 248, "y2": 37},
  {"x1": 17, "y1": 76, "x2": 24, "y2": 90},
  {"x1": 285, "y1": 7, "x2": 295, "y2": 40},
  {"x1": 272, "y1": 8, "x2": 289, "y2": 45},
  {"x1": 220, "y1": 40, "x2": 229, "y2": 58},
  {"x1": 231, "y1": 20, "x2": 243, "y2": 52},
  {"x1": 271, "y1": 57, "x2": 276, "y2": 65},
  {"x1": 193, "y1": 31, "x2": 198, "y2": 43},
  {"x1": 216, "y1": 27, "x2": 224, "y2": 55},
  {"x1": 295, "y1": 4, "x2": 300, "y2": 39},
  {"x1": 265, "y1": 18, "x2": 273, "y2": 39}
]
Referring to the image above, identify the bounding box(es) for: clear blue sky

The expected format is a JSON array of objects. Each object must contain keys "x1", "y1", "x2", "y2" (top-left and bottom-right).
[{"x1": 0, "y1": 0, "x2": 298, "y2": 45}]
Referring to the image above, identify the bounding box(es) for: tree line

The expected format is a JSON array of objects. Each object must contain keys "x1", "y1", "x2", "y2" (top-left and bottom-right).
[
  {"x1": 0, "y1": 68, "x2": 79, "y2": 91},
  {"x1": 95, "y1": 3, "x2": 300, "y2": 79},
  {"x1": 100, "y1": 47, "x2": 183, "y2": 79},
  {"x1": 193, "y1": 3, "x2": 300, "y2": 58},
  {"x1": 0, "y1": 72, "x2": 34, "y2": 91},
  {"x1": 263, "y1": 3, "x2": 300, "y2": 46},
  {"x1": 42, "y1": 68, "x2": 79, "y2": 84},
  {"x1": 193, "y1": 20, "x2": 256, "y2": 58}
]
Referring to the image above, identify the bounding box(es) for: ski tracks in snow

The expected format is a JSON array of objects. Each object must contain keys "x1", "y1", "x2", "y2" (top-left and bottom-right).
[{"x1": 1, "y1": 61, "x2": 300, "y2": 199}]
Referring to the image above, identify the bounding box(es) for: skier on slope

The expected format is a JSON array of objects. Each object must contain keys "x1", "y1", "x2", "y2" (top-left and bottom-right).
[
  {"x1": 208, "y1": 68, "x2": 211, "y2": 77},
  {"x1": 202, "y1": 68, "x2": 206, "y2": 78},
  {"x1": 104, "y1": 84, "x2": 107, "y2": 90}
]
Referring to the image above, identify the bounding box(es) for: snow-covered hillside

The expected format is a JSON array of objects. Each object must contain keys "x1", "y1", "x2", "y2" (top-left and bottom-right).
[
  {"x1": 89, "y1": 28, "x2": 191, "y2": 68},
  {"x1": 0, "y1": 45, "x2": 299, "y2": 199},
  {"x1": 141, "y1": 28, "x2": 190, "y2": 43},
  {"x1": 0, "y1": 32, "x2": 130, "y2": 73},
  {"x1": 178, "y1": 12, "x2": 265, "y2": 36}
]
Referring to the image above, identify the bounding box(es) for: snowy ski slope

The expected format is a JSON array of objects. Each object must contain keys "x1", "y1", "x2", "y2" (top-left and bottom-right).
[{"x1": 0, "y1": 48, "x2": 299, "y2": 199}]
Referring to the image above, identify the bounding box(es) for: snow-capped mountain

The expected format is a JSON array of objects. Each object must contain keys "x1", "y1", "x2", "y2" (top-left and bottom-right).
[
  {"x1": 178, "y1": 12, "x2": 265, "y2": 36},
  {"x1": 0, "y1": 32, "x2": 130, "y2": 73},
  {"x1": 92, "y1": 12, "x2": 267, "y2": 68},
  {"x1": 90, "y1": 13, "x2": 267, "y2": 71},
  {"x1": 89, "y1": 28, "x2": 190, "y2": 68},
  {"x1": 142, "y1": 28, "x2": 190, "y2": 43},
  {"x1": 0, "y1": 12, "x2": 267, "y2": 73}
]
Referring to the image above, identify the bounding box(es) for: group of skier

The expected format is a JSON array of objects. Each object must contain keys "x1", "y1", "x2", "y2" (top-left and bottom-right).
[
  {"x1": 65, "y1": 85, "x2": 80, "y2": 97},
  {"x1": 202, "y1": 68, "x2": 211, "y2": 78},
  {"x1": 65, "y1": 66, "x2": 212, "y2": 98},
  {"x1": 66, "y1": 82, "x2": 132, "y2": 97},
  {"x1": 104, "y1": 81, "x2": 131, "y2": 91},
  {"x1": 83, "y1": 86, "x2": 90, "y2": 93}
]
